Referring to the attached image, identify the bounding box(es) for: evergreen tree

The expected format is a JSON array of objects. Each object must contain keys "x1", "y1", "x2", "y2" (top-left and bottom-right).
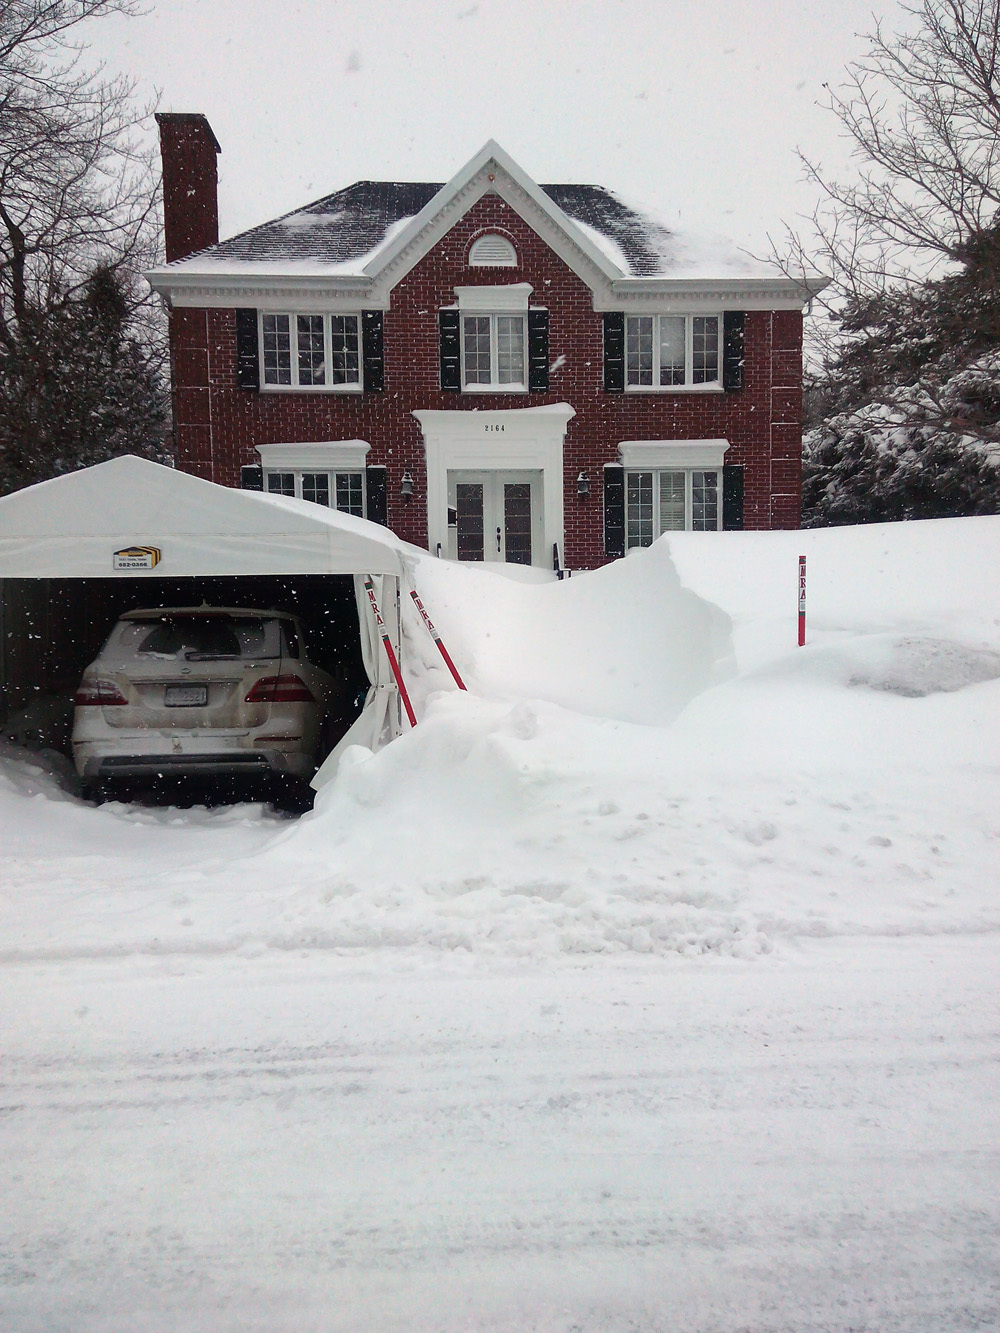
[
  {"x1": 773, "y1": 2, "x2": 1000, "y2": 524},
  {"x1": 0, "y1": 266, "x2": 168, "y2": 494},
  {"x1": 802, "y1": 224, "x2": 1000, "y2": 525}
]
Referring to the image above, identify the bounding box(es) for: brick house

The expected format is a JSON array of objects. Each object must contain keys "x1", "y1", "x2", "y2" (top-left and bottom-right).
[{"x1": 147, "y1": 114, "x2": 827, "y2": 571}]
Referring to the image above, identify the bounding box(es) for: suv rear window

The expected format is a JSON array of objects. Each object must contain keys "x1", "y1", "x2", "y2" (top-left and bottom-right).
[{"x1": 108, "y1": 615, "x2": 294, "y2": 663}]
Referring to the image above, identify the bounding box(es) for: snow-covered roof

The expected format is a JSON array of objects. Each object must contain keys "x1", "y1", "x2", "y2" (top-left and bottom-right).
[
  {"x1": 179, "y1": 179, "x2": 693, "y2": 279},
  {"x1": 147, "y1": 141, "x2": 827, "y2": 308}
]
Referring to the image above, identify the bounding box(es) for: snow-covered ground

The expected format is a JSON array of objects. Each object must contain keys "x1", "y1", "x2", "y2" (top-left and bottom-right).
[{"x1": 3, "y1": 518, "x2": 999, "y2": 1330}]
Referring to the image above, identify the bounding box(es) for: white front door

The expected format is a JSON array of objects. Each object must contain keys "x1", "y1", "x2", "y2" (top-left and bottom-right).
[
  {"x1": 447, "y1": 470, "x2": 542, "y2": 565},
  {"x1": 413, "y1": 405, "x2": 575, "y2": 569}
]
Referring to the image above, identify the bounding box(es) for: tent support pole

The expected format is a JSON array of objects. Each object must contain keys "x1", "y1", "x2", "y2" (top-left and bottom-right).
[
  {"x1": 363, "y1": 576, "x2": 417, "y2": 728},
  {"x1": 409, "y1": 588, "x2": 466, "y2": 690}
]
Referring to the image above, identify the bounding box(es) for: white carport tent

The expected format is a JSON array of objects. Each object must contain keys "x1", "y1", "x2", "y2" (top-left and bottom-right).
[{"x1": 0, "y1": 456, "x2": 411, "y2": 785}]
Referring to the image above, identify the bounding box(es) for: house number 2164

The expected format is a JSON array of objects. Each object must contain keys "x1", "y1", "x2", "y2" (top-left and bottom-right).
[{"x1": 484, "y1": 424, "x2": 505, "y2": 432}]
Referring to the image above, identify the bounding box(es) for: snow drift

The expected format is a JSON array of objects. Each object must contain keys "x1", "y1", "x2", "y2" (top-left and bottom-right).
[{"x1": 1, "y1": 517, "x2": 998, "y2": 962}]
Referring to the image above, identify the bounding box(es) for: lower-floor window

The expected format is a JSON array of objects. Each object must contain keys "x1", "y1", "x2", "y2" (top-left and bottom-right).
[
  {"x1": 265, "y1": 469, "x2": 365, "y2": 517},
  {"x1": 626, "y1": 469, "x2": 720, "y2": 546}
]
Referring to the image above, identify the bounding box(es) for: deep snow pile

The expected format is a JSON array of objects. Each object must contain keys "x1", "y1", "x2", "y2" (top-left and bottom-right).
[{"x1": 1, "y1": 517, "x2": 998, "y2": 962}]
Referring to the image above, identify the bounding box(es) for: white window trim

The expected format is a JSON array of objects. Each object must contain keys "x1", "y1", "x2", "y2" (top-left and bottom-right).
[
  {"x1": 257, "y1": 440, "x2": 371, "y2": 472},
  {"x1": 620, "y1": 440, "x2": 729, "y2": 541},
  {"x1": 455, "y1": 283, "x2": 532, "y2": 312},
  {"x1": 624, "y1": 313, "x2": 723, "y2": 393},
  {"x1": 256, "y1": 441, "x2": 370, "y2": 514},
  {"x1": 619, "y1": 439, "x2": 729, "y2": 470},
  {"x1": 459, "y1": 311, "x2": 529, "y2": 393},
  {"x1": 259, "y1": 312, "x2": 364, "y2": 393}
]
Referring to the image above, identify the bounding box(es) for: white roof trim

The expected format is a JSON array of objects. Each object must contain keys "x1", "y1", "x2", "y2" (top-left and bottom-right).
[
  {"x1": 597, "y1": 274, "x2": 830, "y2": 312},
  {"x1": 145, "y1": 268, "x2": 823, "y2": 313},
  {"x1": 145, "y1": 270, "x2": 382, "y2": 310}
]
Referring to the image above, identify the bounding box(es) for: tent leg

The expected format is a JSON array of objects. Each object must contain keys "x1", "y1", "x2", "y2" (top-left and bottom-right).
[{"x1": 363, "y1": 576, "x2": 417, "y2": 728}]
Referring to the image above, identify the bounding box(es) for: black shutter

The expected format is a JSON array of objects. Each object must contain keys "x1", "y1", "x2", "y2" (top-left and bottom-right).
[
  {"x1": 604, "y1": 464, "x2": 626, "y2": 558},
  {"x1": 362, "y1": 310, "x2": 384, "y2": 391},
  {"x1": 527, "y1": 309, "x2": 549, "y2": 391},
  {"x1": 723, "y1": 311, "x2": 745, "y2": 391},
  {"x1": 603, "y1": 311, "x2": 625, "y2": 392},
  {"x1": 439, "y1": 309, "x2": 461, "y2": 391},
  {"x1": 722, "y1": 465, "x2": 744, "y2": 530},
  {"x1": 235, "y1": 308, "x2": 259, "y2": 391},
  {"x1": 365, "y1": 465, "x2": 388, "y2": 526},
  {"x1": 240, "y1": 464, "x2": 263, "y2": 491}
]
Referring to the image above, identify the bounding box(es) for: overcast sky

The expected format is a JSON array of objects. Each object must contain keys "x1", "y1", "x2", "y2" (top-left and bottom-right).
[{"x1": 89, "y1": 0, "x2": 908, "y2": 257}]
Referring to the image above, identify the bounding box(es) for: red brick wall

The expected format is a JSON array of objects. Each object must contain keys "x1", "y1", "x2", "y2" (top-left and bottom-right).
[
  {"x1": 156, "y1": 114, "x2": 220, "y2": 263},
  {"x1": 168, "y1": 194, "x2": 803, "y2": 566}
]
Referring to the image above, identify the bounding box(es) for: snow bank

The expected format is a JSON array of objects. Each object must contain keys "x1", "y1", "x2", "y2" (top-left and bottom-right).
[
  {"x1": 1, "y1": 517, "x2": 998, "y2": 963},
  {"x1": 400, "y1": 535, "x2": 734, "y2": 723}
]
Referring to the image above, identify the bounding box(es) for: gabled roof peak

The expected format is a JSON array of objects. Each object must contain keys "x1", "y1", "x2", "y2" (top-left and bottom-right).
[{"x1": 360, "y1": 139, "x2": 624, "y2": 286}]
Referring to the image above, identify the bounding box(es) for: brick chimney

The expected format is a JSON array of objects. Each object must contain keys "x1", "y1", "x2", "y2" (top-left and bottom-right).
[{"x1": 156, "y1": 113, "x2": 222, "y2": 263}]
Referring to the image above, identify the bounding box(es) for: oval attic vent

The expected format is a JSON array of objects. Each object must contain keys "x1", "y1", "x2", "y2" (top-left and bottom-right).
[{"x1": 469, "y1": 234, "x2": 517, "y2": 267}]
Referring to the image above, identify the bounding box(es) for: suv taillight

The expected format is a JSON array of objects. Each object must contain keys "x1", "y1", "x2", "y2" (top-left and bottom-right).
[
  {"x1": 245, "y1": 674, "x2": 316, "y2": 704},
  {"x1": 74, "y1": 679, "x2": 128, "y2": 706}
]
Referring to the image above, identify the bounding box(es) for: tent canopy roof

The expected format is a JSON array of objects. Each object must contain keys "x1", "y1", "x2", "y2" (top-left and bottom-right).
[{"x1": 0, "y1": 456, "x2": 407, "y2": 578}]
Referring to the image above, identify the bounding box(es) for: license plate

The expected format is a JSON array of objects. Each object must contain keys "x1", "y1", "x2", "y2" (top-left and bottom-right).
[{"x1": 164, "y1": 684, "x2": 208, "y2": 707}]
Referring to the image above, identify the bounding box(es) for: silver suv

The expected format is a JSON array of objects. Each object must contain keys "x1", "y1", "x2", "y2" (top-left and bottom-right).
[{"x1": 72, "y1": 607, "x2": 343, "y2": 798}]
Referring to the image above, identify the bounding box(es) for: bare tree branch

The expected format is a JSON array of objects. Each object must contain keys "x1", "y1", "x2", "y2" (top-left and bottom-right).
[{"x1": 0, "y1": 1, "x2": 168, "y2": 492}]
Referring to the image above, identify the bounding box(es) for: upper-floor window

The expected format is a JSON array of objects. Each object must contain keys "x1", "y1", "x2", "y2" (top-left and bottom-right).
[
  {"x1": 462, "y1": 313, "x2": 526, "y2": 390},
  {"x1": 261, "y1": 313, "x2": 361, "y2": 390},
  {"x1": 469, "y1": 234, "x2": 518, "y2": 267},
  {"x1": 626, "y1": 314, "x2": 720, "y2": 390}
]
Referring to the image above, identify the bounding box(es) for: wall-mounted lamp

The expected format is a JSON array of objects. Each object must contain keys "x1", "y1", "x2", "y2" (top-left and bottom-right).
[
  {"x1": 577, "y1": 471, "x2": 590, "y2": 499},
  {"x1": 400, "y1": 470, "x2": 415, "y2": 500}
]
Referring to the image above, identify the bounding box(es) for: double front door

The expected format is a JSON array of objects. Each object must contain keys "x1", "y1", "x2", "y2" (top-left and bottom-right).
[{"x1": 447, "y1": 470, "x2": 542, "y2": 565}]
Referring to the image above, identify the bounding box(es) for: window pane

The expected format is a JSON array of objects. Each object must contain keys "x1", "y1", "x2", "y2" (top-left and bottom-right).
[
  {"x1": 335, "y1": 472, "x2": 364, "y2": 517},
  {"x1": 301, "y1": 472, "x2": 330, "y2": 506},
  {"x1": 659, "y1": 470, "x2": 686, "y2": 531},
  {"x1": 691, "y1": 470, "x2": 719, "y2": 530},
  {"x1": 626, "y1": 316, "x2": 653, "y2": 386},
  {"x1": 262, "y1": 314, "x2": 291, "y2": 385},
  {"x1": 626, "y1": 471, "x2": 654, "y2": 548},
  {"x1": 463, "y1": 316, "x2": 492, "y2": 385},
  {"x1": 455, "y1": 483, "x2": 485, "y2": 560},
  {"x1": 496, "y1": 316, "x2": 525, "y2": 385},
  {"x1": 658, "y1": 316, "x2": 685, "y2": 386},
  {"x1": 503, "y1": 482, "x2": 532, "y2": 564},
  {"x1": 330, "y1": 315, "x2": 360, "y2": 385},
  {"x1": 266, "y1": 472, "x2": 295, "y2": 497},
  {"x1": 297, "y1": 315, "x2": 326, "y2": 385},
  {"x1": 692, "y1": 316, "x2": 720, "y2": 384}
]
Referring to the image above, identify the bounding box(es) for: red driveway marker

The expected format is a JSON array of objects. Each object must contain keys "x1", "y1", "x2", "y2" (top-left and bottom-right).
[{"x1": 410, "y1": 588, "x2": 467, "y2": 690}]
